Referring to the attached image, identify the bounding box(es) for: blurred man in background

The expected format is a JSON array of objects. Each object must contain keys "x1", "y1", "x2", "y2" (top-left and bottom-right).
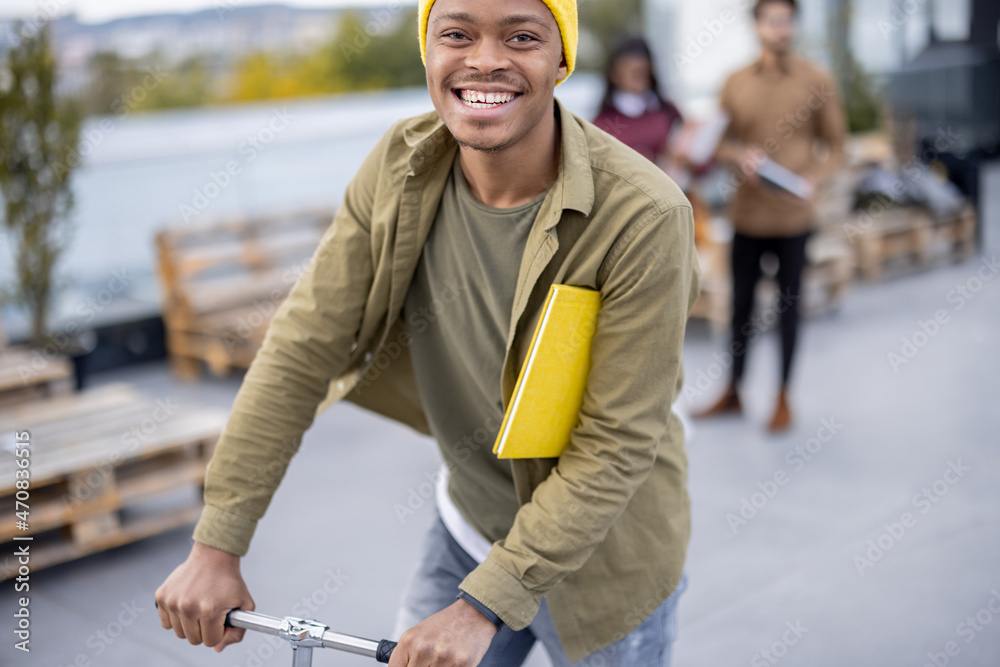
[
  {"x1": 694, "y1": 0, "x2": 845, "y2": 432},
  {"x1": 156, "y1": 0, "x2": 698, "y2": 664}
]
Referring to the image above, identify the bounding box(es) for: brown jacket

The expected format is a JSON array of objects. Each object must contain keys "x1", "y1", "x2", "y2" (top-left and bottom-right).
[{"x1": 719, "y1": 53, "x2": 846, "y2": 237}]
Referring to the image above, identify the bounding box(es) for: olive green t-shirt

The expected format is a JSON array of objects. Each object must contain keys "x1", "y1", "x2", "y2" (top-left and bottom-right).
[{"x1": 403, "y1": 156, "x2": 548, "y2": 544}]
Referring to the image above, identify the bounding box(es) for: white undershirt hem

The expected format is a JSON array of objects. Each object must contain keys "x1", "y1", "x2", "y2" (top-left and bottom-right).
[{"x1": 435, "y1": 464, "x2": 492, "y2": 564}]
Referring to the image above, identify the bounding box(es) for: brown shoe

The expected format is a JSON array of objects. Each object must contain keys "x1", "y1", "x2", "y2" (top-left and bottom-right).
[
  {"x1": 693, "y1": 382, "x2": 742, "y2": 419},
  {"x1": 768, "y1": 389, "x2": 792, "y2": 433}
]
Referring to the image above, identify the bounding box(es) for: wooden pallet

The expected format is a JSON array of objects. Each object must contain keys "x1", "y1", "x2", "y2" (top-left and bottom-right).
[
  {"x1": 930, "y1": 205, "x2": 977, "y2": 260},
  {"x1": 0, "y1": 313, "x2": 74, "y2": 409},
  {"x1": 853, "y1": 207, "x2": 934, "y2": 280},
  {"x1": 156, "y1": 208, "x2": 333, "y2": 380},
  {"x1": 802, "y1": 233, "x2": 854, "y2": 316},
  {"x1": 852, "y1": 204, "x2": 976, "y2": 281},
  {"x1": 0, "y1": 346, "x2": 74, "y2": 410},
  {"x1": 0, "y1": 383, "x2": 226, "y2": 579},
  {"x1": 690, "y1": 241, "x2": 732, "y2": 335}
]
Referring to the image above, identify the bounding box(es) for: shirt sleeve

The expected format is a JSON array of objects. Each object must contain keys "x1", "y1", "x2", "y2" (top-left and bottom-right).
[
  {"x1": 457, "y1": 199, "x2": 700, "y2": 629},
  {"x1": 191, "y1": 128, "x2": 389, "y2": 557},
  {"x1": 715, "y1": 75, "x2": 743, "y2": 166},
  {"x1": 718, "y1": 74, "x2": 733, "y2": 117}
]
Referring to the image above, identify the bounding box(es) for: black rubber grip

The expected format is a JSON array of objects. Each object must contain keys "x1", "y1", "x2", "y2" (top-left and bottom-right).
[
  {"x1": 376, "y1": 639, "x2": 396, "y2": 663},
  {"x1": 224, "y1": 608, "x2": 240, "y2": 628}
]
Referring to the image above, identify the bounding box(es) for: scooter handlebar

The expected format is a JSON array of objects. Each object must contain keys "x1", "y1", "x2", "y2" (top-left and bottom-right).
[{"x1": 225, "y1": 608, "x2": 396, "y2": 663}]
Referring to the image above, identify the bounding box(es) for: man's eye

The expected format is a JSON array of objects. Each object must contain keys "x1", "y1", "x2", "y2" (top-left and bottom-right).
[
  {"x1": 511, "y1": 34, "x2": 536, "y2": 43},
  {"x1": 444, "y1": 31, "x2": 468, "y2": 40}
]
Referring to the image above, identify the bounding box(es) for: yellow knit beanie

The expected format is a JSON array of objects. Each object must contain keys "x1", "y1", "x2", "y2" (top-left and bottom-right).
[{"x1": 417, "y1": 0, "x2": 578, "y2": 85}]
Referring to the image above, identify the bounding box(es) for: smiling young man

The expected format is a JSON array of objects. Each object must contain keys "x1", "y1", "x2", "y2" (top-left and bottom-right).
[{"x1": 156, "y1": 0, "x2": 699, "y2": 665}]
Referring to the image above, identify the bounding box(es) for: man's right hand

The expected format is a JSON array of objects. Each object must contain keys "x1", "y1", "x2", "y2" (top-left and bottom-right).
[{"x1": 155, "y1": 540, "x2": 255, "y2": 652}]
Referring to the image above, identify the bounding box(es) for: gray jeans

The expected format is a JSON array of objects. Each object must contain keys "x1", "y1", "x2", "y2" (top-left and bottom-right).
[{"x1": 393, "y1": 513, "x2": 687, "y2": 666}]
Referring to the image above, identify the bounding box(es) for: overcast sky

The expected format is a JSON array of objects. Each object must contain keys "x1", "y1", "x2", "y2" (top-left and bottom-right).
[{"x1": 0, "y1": 0, "x2": 414, "y2": 23}]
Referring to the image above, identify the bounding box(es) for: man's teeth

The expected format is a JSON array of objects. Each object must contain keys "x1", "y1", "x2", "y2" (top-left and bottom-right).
[{"x1": 459, "y1": 90, "x2": 517, "y2": 107}]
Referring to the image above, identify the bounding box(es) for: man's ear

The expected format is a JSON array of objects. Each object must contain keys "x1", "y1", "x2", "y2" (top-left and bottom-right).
[{"x1": 557, "y1": 50, "x2": 568, "y2": 80}]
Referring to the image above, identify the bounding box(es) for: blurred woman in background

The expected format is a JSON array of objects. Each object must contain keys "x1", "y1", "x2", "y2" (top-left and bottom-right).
[
  {"x1": 593, "y1": 36, "x2": 683, "y2": 168},
  {"x1": 594, "y1": 35, "x2": 712, "y2": 249}
]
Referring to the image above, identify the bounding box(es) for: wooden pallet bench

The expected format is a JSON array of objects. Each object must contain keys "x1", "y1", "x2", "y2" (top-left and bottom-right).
[
  {"x1": 930, "y1": 204, "x2": 977, "y2": 261},
  {"x1": 802, "y1": 233, "x2": 854, "y2": 317},
  {"x1": 0, "y1": 315, "x2": 74, "y2": 409},
  {"x1": 850, "y1": 204, "x2": 976, "y2": 281},
  {"x1": 852, "y1": 206, "x2": 934, "y2": 281},
  {"x1": 0, "y1": 383, "x2": 226, "y2": 579},
  {"x1": 156, "y1": 208, "x2": 333, "y2": 380},
  {"x1": 0, "y1": 345, "x2": 74, "y2": 410},
  {"x1": 690, "y1": 241, "x2": 732, "y2": 335}
]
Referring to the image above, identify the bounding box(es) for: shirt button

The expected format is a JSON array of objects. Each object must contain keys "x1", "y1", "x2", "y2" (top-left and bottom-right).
[
  {"x1": 337, "y1": 381, "x2": 345, "y2": 392},
  {"x1": 364, "y1": 352, "x2": 373, "y2": 363}
]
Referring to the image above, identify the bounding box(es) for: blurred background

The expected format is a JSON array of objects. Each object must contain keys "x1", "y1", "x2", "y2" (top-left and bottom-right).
[{"x1": 0, "y1": 0, "x2": 998, "y2": 665}]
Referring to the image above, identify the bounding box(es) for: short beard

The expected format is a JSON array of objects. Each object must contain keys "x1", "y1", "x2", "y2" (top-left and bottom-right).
[
  {"x1": 451, "y1": 127, "x2": 513, "y2": 155},
  {"x1": 765, "y1": 38, "x2": 793, "y2": 56}
]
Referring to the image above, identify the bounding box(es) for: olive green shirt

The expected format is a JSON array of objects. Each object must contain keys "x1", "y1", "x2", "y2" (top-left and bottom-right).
[
  {"x1": 404, "y1": 157, "x2": 547, "y2": 544},
  {"x1": 192, "y1": 99, "x2": 700, "y2": 662}
]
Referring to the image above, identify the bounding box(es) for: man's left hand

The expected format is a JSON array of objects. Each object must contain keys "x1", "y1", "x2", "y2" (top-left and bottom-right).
[{"x1": 389, "y1": 599, "x2": 498, "y2": 666}]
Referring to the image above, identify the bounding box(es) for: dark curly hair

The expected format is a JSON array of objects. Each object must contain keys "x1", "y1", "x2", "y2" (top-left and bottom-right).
[
  {"x1": 752, "y1": 0, "x2": 798, "y2": 20},
  {"x1": 597, "y1": 36, "x2": 669, "y2": 117}
]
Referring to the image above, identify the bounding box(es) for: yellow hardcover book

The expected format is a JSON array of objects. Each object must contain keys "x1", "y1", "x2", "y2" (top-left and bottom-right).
[{"x1": 493, "y1": 284, "x2": 602, "y2": 459}]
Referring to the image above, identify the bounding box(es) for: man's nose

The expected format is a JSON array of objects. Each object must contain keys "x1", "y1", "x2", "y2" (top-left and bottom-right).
[{"x1": 465, "y1": 37, "x2": 512, "y2": 74}]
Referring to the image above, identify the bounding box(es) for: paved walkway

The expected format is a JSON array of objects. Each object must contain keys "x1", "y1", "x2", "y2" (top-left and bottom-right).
[{"x1": 2, "y1": 164, "x2": 998, "y2": 666}]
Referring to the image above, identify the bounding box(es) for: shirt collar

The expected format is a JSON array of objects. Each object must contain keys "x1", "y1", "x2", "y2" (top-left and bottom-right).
[
  {"x1": 753, "y1": 52, "x2": 797, "y2": 76},
  {"x1": 401, "y1": 97, "x2": 595, "y2": 223},
  {"x1": 553, "y1": 97, "x2": 596, "y2": 220}
]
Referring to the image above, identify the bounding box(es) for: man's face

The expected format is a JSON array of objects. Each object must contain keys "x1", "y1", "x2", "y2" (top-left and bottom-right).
[
  {"x1": 424, "y1": 0, "x2": 568, "y2": 153},
  {"x1": 755, "y1": 2, "x2": 796, "y2": 56}
]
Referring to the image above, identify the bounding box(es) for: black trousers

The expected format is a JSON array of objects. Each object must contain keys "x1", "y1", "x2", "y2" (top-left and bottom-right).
[{"x1": 730, "y1": 230, "x2": 811, "y2": 386}]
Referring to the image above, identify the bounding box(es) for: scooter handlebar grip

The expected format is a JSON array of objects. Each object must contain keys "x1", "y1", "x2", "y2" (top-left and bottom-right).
[{"x1": 376, "y1": 639, "x2": 396, "y2": 663}]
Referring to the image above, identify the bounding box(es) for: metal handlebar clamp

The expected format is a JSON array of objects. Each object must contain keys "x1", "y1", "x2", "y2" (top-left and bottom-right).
[{"x1": 279, "y1": 616, "x2": 329, "y2": 667}]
